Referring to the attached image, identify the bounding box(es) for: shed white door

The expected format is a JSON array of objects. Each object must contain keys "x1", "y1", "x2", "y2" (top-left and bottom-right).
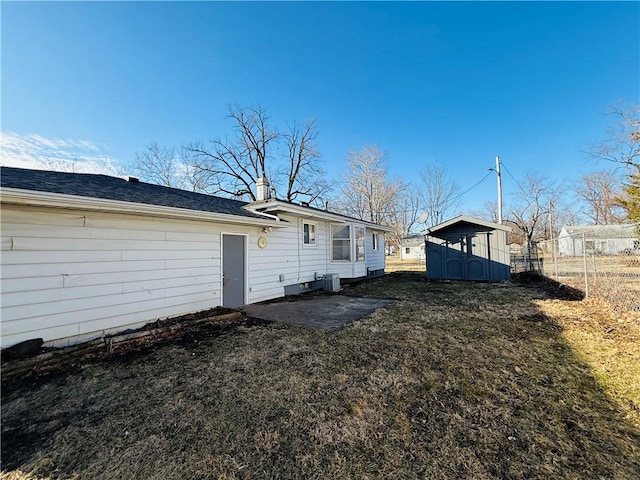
[{"x1": 222, "y1": 234, "x2": 245, "y2": 307}]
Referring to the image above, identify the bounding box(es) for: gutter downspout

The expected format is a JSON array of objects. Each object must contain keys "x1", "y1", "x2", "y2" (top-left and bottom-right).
[{"x1": 244, "y1": 207, "x2": 281, "y2": 222}]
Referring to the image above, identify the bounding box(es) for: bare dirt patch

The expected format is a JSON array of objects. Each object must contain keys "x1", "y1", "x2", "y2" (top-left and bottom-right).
[{"x1": 2, "y1": 274, "x2": 639, "y2": 479}]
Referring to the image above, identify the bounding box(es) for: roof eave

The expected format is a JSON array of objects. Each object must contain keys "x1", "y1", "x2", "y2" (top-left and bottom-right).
[
  {"x1": 0, "y1": 187, "x2": 285, "y2": 227},
  {"x1": 246, "y1": 199, "x2": 395, "y2": 232}
]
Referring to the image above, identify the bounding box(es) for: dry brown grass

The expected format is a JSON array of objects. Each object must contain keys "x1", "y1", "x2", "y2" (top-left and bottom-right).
[
  {"x1": 0, "y1": 471, "x2": 53, "y2": 480},
  {"x1": 539, "y1": 253, "x2": 640, "y2": 313},
  {"x1": 384, "y1": 255, "x2": 425, "y2": 272},
  {"x1": 536, "y1": 297, "x2": 640, "y2": 428},
  {"x1": 2, "y1": 274, "x2": 639, "y2": 479}
]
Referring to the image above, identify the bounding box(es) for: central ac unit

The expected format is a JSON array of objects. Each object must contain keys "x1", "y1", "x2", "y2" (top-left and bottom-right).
[{"x1": 323, "y1": 273, "x2": 341, "y2": 292}]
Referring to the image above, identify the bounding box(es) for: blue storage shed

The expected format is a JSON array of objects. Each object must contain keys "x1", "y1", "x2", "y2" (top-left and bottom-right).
[{"x1": 425, "y1": 216, "x2": 511, "y2": 282}]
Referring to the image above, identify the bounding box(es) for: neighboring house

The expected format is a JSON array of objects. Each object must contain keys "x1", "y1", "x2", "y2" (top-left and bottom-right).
[
  {"x1": 0, "y1": 167, "x2": 391, "y2": 348},
  {"x1": 558, "y1": 224, "x2": 639, "y2": 257},
  {"x1": 400, "y1": 234, "x2": 425, "y2": 261},
  {"x1": 425, "y1": 215, "x2": 511, "y2": 282}
]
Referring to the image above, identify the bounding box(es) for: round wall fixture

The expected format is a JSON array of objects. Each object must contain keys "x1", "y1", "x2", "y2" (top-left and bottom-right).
[{"x1": 257, "y1": 236, "x2": 268, "y2": 249}]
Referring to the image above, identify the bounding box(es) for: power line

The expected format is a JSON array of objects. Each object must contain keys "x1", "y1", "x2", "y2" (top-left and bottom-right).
[
  {"x1": 340, "y1": 167, "x2": 498, "y2": 218},
  {"x1": 381, "y1": 170, "x2": 494, "y2": 215},
  {"x1": 500, "y1": 160, "x2": 524, "y2": 191},
  {"x1": 450, "y1": 170, "x2": 494, "y2": 203},
  {"x1": 379, "y1": 170, "x2": 494, "y2": 215}
]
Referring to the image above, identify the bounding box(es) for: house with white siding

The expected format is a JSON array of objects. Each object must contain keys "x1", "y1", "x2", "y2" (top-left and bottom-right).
[
  {"x1": 399, "y1": 234, "x2": 425, "y2": 261},
  {"x1": 1, "y1": 167, "x2": 391, "y2": 349},
  {"x1": 558, "y1": 224, "x2": 639, "y2": 256}
]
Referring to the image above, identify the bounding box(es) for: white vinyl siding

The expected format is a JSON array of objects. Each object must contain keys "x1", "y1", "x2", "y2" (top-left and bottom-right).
[
  {"x1": 1, "y1": 204, "x2": 387, "y2": 348},
  {"x1": 247, "y1": 221, "x2": 302, "y2": 303},
  {"x1": 400, "y1": 239, "x2": 426, "y2": 261},
  {"x1": 1, "y1": 205, "x2": 226, "y2": 348},
  {"x1": 366, "y1": 229, "x2": 385, "y2": 272},
  {"x1": 248, "y1": 215, "x2": 329, "y2": 302},
  {"x1": 1, "y1": 206, "x2": 293, "y2": 347}
]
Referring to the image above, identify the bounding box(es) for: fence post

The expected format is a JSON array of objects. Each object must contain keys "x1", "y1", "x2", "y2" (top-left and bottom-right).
[
  {"x1": 582, "y1": 233, "x2": 589, "y2": 298},
  {"x1": 549, "y1": 203, "x2": 558, "y2": 280},
  {"x1": 552, "y1": 238, "x2": 558, "y2": 280}
]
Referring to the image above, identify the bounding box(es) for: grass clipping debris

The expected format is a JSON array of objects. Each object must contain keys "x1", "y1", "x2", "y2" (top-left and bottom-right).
[{"x1": 2, "y1": 273, "x2": 639, "y2": 480}]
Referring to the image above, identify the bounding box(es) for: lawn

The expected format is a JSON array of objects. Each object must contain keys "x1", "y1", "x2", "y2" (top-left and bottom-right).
[
  {"x1": 384, "y1": 255, "x2": 425, "y2": 272},
  {"x1": 538, "y1": 253, "x2": 640, "y2": 313},
  {"x1": 2, "y1": 273, "x2": 639, "y2": 479}
]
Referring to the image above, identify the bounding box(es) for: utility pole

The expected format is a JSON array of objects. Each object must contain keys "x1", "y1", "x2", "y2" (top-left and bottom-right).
[{"x1": 495, "y1": 156, "x2": 503, "y2": 224}]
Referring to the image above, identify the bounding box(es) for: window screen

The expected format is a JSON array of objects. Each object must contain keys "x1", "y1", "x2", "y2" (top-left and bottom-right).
[
  {"x1": 332, "y1": 225, "x2": 351, "y2": 261},
  {"x1": 355, "y1": 227, "x2": 365, "y2": 262},
  {"x1": 303, "y1": 222, "x2": 316, "y2": 246}
]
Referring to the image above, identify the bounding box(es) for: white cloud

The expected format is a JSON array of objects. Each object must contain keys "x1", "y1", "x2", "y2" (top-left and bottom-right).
[{"x1": 0, "y1": 131, "x2": 123, "y2": 176}]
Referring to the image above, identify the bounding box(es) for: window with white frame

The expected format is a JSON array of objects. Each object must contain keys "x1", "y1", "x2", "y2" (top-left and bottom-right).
[
  {"x1": 355, "y1": 227, "x2": 365, "y2": 262},
  {"x1": 372, "y1": 233, "x2": 378, "y2": 251},
  {"x1": 303, "y1": 222, "x2": 317, "y2": 246},
  {"x1": 332, "y1": 224, "x2": 351, "y2": 261}
]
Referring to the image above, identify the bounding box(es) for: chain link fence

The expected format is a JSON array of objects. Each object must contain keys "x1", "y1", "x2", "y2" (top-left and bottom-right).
[{"x1": 513, "y1": 224, "x2": 640, "y2": 313}]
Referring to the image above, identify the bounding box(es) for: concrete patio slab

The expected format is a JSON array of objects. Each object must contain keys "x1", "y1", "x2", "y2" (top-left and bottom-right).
[{"x1": 242, "y1": 295, "x2": 394, "y2": 330}]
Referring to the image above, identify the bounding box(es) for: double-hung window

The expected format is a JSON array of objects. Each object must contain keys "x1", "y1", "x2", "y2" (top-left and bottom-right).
[
  {"x1": 332, "y1": 225, "x2": 351, "y2": 261},
  {"x1": 355, "y1": 227, "x2": 365, "y2": 262},
  {"x1": 303, "y1": 222, "x2": 317, "y2": 247}
]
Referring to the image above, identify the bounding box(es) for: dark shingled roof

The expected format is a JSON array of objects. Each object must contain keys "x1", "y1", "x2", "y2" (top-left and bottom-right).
[{"x1": 0, "y1": 166, "x2": 269, "y2": 220}]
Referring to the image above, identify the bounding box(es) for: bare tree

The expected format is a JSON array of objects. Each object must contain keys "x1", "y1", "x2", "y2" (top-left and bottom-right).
[
  {"x1": 38, "y1": 155, "x2": 123, "y2": 177},
  {"x1": 420, "y1": 161, "x2": 461, "y2": 227},
  {"x1": 471, "y1": 200, "x2": 500, "y2": 224},
  {"x1": 552, "y1": 206, "x2": 581, "y2": 234},
  {"x1": 585, "y1": 103, "x2": 640, "y2": 227},
  {"x1": 586, "y1": 103, "x2": 640, "y2": 170},
  {"x1": 37, "y1": 156, "x2": 82, "y2": 173},
  {"x1": 506, "y1": 172, "x2": 560, "y2": 269},
  {"x1": 386, "y1": 183, "x2": 424, "y2": 250},
  {"x1": 180, "y1": 162, "x2": 215, "y2": 193},
  {"x1": 336, "y1": 145, "x2": 404, "y2": 225},
  {"x1": 399, "y1": 183, "x2": 424, "y2": 234},
  {"x1": 132, "y1": 142, "x2": 184, "y2": 188},
  {"x1": 183, "y1": 105, "x2": 328, "y2": 203},
  {"x1": 280, "y1": 119, "x2": 330, "y2": 205},
  {"x1": 574, "y1": 170, "x2": 626, "y2": 224},
  {"x1": 185, "y1": 105, "x2": 278, "y2": 200}
]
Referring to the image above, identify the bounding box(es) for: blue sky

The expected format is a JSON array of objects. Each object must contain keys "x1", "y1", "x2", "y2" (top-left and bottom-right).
[{"x1": 2, "y1": 1, "x2": 638, "y2": 215}]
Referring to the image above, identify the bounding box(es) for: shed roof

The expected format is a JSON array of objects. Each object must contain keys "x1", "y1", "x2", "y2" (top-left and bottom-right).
[
  {"x1": 560, "y1": 224, "x2": 639, "y2": 239},
  {"x1": 426, "y1": 215, "x2": 511, "y2": 235},
  {"x1": 0, "y1": 166, "x2": 272, "y2": 221}
]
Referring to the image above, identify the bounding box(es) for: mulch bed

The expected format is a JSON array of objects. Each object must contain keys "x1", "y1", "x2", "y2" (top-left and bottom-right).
[{"x1": 1, "y1": 307, "x2": 272, "y2": 389}]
